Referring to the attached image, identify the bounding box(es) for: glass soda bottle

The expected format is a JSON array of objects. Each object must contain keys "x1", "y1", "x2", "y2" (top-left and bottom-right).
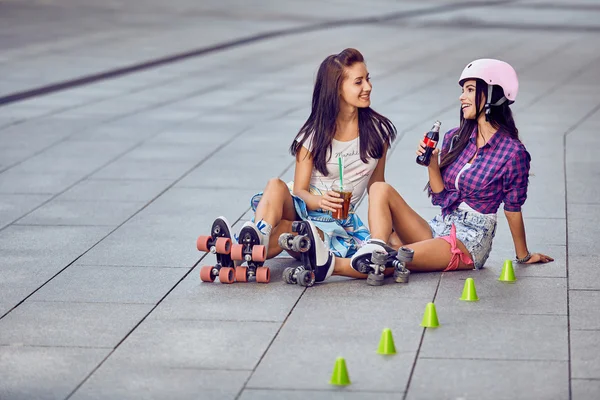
[{"x1": 416, "y1": 120, "x2": 442, "y2": 166}]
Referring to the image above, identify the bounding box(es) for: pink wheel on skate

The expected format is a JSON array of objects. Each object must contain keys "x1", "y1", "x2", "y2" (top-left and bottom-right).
[
  {"x1": 231, "y1": 244, "x2": 244, "y2": 261},
  {"x1": 200, "y1": 266, "x2": 215, "y2": 282},
  {"x1": 219, "y1": 267, "x2": 235, "y2": 284},
  {"x1": 215, "y1": 237, "x2": 231, "y2": 254},
  {"x1": 256, "y1": 267, "x2": 270, "y2": 283},
  {"x1": 252, "y1": 245, "x2": 266, "y2": 262},
  {"x1": 197, "y1": 235, "x2": 211, "y2": 252},
  {"x1": 235, "y1": 266, "x2": 248, "y2": 282}
]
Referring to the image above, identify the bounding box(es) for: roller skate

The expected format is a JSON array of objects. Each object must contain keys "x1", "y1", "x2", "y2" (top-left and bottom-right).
[
  {"x1": 279, "y1": 220, "x2": 335, "y2": 287},
  {"x1": 197, "y1": 216, "x2": 235, "y2": 284},
  {"x1": 350, "y1": 239, "x2": 414, "y2": 286},
  {"x1": 230, "y1": 221, "x2": 270, "y2": 283}
]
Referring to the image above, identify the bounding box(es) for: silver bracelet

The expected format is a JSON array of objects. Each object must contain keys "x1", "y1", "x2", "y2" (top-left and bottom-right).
[{"x1": 516, "y1": 252, "x2": 532, "y2": 264}]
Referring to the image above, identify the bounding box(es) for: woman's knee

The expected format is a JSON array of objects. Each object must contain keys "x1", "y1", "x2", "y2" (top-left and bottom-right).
[
  {"x1": 369, "y1": 181, "x2": 395, "y2": 201},
  {"x1": 263, "y1": 178, "x2": 288, "y2": 196}
]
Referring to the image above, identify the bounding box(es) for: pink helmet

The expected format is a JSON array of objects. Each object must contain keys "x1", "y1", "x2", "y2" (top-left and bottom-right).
[{"x1": 459, "y1": 59, "x2": 519, "y2": 104}]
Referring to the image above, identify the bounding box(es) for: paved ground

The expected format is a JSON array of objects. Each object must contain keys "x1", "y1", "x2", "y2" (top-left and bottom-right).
[{"x1": 1, "y1": 0, "x2": 599, "y2": 399}]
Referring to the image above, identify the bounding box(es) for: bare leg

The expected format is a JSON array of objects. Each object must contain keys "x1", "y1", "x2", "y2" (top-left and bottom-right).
[
  {"x1": 254, "y1": 178, "x2": 297, "y2": 227},
  {"x1": 251, "y1": 178, "x2": 299, "y2": 260},
  {"x1": 333, "y1": 257, "x2": 395, "y2": 278},
  {"x1": 404, "y1": 238, "x2": 473, "y2": 272},
  {"x1": 388, "y1": 231, "x2": 403, "y2": 248},
  {"x1": 368, "y1": 182, "x2": 433, "y2": 244}
]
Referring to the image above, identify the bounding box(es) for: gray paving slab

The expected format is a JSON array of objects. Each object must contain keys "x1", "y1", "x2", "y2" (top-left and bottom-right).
[
  {"x1": 0, "y1": 170, "x2": 85, "y2": 195},
  {"x1": 572, "y1": 379, "x2": 600, "y2": 400},
  {"x1": 72, "y1": 367, "x2": 249, "y2": 400},
  {"x1": 99, "y1": 318, "x2": 280, "y2": 370},
  {"x1": 0, "y1": 193, "x2": 51, "y2": 229},
  {"x1": 247, "y1": 293, "x2": 436, "y2": 391},
  {"x1": 434, "y1": 271, "x2": 567, "y2": 316},
  {"x1": 0, "y1": 346, "x2": 109, "y2": 400},
  {"x1": 240, "y1": 390, "x2": 400, "y2": 400},
  {"x1": 58, "y1": 178, "x2": 172, "y2": 202},
  {"x1": 0, "y1": 126, "x2": 73, "y2": 148},
  {"x1": 571, "y1": 330, "x2": 600, "y2": 380},
  {"x1": 486, "y1": 244, "x2": 566, "y2": 278},
  {"x1": 569, "y1": 255, "x2": 600, "y2": 290},
  {"x1": 406, "y1": 359, "x2": 569, "y2": 400},
  {"x1": 567, "y1": 204, "x2": 600, "y2": 256},
  {"x1": 568, "y1": 177, "x2": 600, "y2": 206},
  {"x1": 0, "y1": 225, "x2": 113, "y2": 315},
  {"x1": 90, "y1": 159, "x2": 197, "y2": 180},
  {"x1": 146, "y1": 124, "x2": 244, "y2": 146},
  {"x1": 29, "y1": 264, "x2": 187, "y2": 304},
  {"x1": 75, "y1": 117, "x2": 175, "y2": 141},
  {"x1": 15, "y1": 199, "x2": 146, "y2": 226},
  {"x1": 177, "y1": 154, "x2": 293, "y2": 190},
  {"x1": 569, "y1": 290, "x2": 600, "y2": 331},
  {"x1": 6, "y1": 152, "x2": 123, "y2": 175},
  {"x1": 0, "y1": 116, "x2": 106, "y2": 139},
  {"x1": 419, "y1": 311, "x2": 568, "y2": 361},
  {"x1": 150, "y1": 258, "x2": 304, "y2": 322},
  {"x1": 23, "y1": 137, "x2": 127, "y2": 156},
  {"x1": 249, "y1": 339, "x2": 415, "y2": 393},
  {"x1": 75, "y1": 187, "x2": 255, "y2": 267},
  {"x1": 0, "y1": 301, "x2": 152, "y2": 347},
  {"x1": 493, "y1": 217, "x2": 566, "y2": 249},
  {"x1": 115, "y1": 141, "x2": 214, "y2": 163}
]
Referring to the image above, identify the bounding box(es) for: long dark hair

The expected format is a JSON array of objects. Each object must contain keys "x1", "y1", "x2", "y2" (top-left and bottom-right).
[
  {"x1": 426, "y1": 79, "x2": 520, "y2": 192},
  {"x1": 289, "y1": 48, "x2": 396, "y2": 176}
]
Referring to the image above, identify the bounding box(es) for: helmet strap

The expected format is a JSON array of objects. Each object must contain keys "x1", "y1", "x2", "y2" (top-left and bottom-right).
[
  {"x1": 484, "y1": 85, "x2": 493, "y2": 121},
  {"x1": 492, "y1": 96, "x2": 507, "y2": 106}
]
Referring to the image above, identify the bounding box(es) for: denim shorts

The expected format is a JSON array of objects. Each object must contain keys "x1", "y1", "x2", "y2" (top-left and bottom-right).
[{"x1": 428, "y1": 208, "x2": 497, "y2": 269}]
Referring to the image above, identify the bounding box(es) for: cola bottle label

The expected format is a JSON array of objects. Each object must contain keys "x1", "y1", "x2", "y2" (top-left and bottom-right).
[{"x1": 423, "y1": 137, "x2": 437, "y2": 148}]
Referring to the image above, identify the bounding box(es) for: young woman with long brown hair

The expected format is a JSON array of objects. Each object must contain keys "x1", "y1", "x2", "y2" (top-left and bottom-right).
[
  {"x1": 205, "y1": 48, "x2": 398, "y2": 284},
  {"x1": 350, "y1": 59, "x2": 553, "y2": 274}
]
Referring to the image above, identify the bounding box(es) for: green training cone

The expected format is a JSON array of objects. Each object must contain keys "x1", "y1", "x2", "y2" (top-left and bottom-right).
[
  {"x1": 377, "y1": 328, "x2": 397, "y2": 355},
  {"x1": 420, "y1": 302, "x2": 440, "y2": 328},
  {"x1": 329, "y1": 357, "x2": 351, "y2": 386},
  {"x1": 459, "y1": 277, "x2": 479, "y2": 301},
  {"x1": 498, "y1": 259, "x2": 517, "y2": 283}
]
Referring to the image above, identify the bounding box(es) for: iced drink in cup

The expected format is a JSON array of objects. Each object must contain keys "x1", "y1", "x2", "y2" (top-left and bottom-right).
[{"x1": 331, "y1": 181, "x2": 353, "y2": 220}]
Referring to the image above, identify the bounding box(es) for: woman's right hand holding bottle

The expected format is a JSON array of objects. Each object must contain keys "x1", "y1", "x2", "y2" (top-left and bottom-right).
[
  {"x1": 416, "y1": 134, "x2": 440, "y2": 169},
  {"x1": 319, "y1": 191, "x2": 343, "y2": 213}
]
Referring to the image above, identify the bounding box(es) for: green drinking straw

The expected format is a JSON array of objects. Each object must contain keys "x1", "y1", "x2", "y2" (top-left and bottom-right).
[{"x1": 338, "y1": 157, "x2": 344, "y2": 191}]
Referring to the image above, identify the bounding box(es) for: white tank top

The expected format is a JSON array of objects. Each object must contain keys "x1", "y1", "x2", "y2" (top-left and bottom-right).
[{"x1": 302, "y1": 135, "x2": 378, "y2": 206}]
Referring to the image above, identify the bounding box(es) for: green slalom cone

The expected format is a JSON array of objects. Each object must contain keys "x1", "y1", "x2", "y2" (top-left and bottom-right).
[
  {"x1": 329, "y1": 357, "x2": 351, "y2": 386},
  {"x1": 420, "y1": 302, "x2": 440, "y2": 328},
  {"x1": 459, "y1": 278, "x2": 479, "y2": 301},
  {"x1": 498, "y1": 260, "x2": 517, "y2": 283},
  {"x1": 377, "y1": 328, "x2": 397, "y2": 355}
]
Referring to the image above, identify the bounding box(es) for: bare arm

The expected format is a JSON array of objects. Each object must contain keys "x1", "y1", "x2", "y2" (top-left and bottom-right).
[
  {"x1": 367, "y1": 146, "x2": 388, "y2": 193},
  {"x1": 504, "y1": 210, "x2": 554, "y2": 264},
  {"x1": 292, "y1": 146, "x2": 342, "y2": 213},
  {"x1": 427, "y1": 148, "x2": 444, "y2": 193}
]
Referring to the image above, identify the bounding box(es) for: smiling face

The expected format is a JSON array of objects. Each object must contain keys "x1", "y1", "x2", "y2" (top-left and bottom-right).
[
  {"x1": 339, "y1": 62, "x2": 372, "y2": 109},
  {"x1": 459, "y1": 79, "x2": 485, "y2": 120}
]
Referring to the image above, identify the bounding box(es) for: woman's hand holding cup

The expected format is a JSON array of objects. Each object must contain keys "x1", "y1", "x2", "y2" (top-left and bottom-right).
[{"x1": 319, "y1": 191, "x2": 343, "y2": 213}]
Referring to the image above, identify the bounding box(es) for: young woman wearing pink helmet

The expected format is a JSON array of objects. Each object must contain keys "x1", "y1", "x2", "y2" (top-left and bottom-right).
[{"x1": 350, "y1": 59, "x2": 554, "y2": 274}]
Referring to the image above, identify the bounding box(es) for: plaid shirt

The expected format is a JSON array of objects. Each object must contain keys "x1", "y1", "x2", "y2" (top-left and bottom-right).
[{"x1": 430, "y1": 127, "x2": 531, "y2": 215}]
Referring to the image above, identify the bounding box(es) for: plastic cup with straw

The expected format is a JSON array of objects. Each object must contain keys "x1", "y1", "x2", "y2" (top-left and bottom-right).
[
  {"x1": 338, "y1": 157, "x2": 344, "y2": 192},
  {"x1": 331, "y1": 157, "x2": 352, "y2": 220}
]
